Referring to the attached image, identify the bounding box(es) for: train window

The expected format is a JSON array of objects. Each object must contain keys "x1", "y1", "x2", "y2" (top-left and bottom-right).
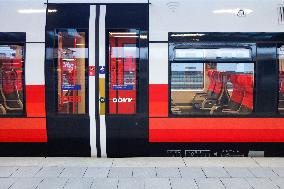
[
  {"x1": 278, "y1": 46, "x2": 284, "y2": 114},
  {"x1": 0, "y1": 44, "x2": 24, "y2": 115},
  {"x1": 57, "y1": 30, "x2": 87, "y2": 114},
  {"x1": 108, "y1": 31, "x2": 139, "y2": 114},
  {"x1": 170, "y1": 62, "x2": 254, "y2": 115}
]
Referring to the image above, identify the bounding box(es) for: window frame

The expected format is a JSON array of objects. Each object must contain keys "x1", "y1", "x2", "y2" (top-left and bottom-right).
[
  {"x1": 0, "y1": 42, "x2": 26, "y2": 118},
  {"x1": 168, "y1": 43, "x2": 257, "y2": 118}
]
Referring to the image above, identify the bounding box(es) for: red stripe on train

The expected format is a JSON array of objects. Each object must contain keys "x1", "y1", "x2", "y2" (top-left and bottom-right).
[
  {"x1": 26, "y1": 85, "x2": 46, "y2": 117},
  {"x1": 149, "y1": 84, "x2": 168, "y2": 117},
  {"x1": 149, "y1": 118, "x2": 284, "y2": 142},
  {"x1": 0, "y1": 118, "x2": 47, "y2": 142},
  {"x1": 0, "y1": 85, "x2": 46, "y2": 142}
]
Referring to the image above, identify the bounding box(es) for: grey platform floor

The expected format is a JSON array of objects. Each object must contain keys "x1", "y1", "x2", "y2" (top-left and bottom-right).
[{"x1": 0, "y1": 157, "x2": 284, "y2": 189}]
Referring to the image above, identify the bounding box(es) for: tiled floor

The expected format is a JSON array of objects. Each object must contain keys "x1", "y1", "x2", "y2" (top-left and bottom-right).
[{"x1": 0, "y1": 157, "x2": 283, "y2": 189}]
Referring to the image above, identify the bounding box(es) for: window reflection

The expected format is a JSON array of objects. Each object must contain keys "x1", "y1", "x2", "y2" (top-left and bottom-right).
[
  {"x1": 171, "y1": 63, "x2": 204, "y2": 90},
  {"x1": 108, "y1": 31, "x2": 139, "y2": 114},
  {"x1": 57, "y1": 31, "x2": 87, "y2": 114},
  {"x1": 278, "y1": 46, "x2": 284, "y2": 114}
]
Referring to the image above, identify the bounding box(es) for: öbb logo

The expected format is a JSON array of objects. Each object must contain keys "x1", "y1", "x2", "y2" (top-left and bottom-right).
[{"x1": 112, "y1": 97, "x2": 132, "y2": 103}]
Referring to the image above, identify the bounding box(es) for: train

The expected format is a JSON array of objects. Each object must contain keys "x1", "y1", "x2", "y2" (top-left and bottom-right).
[{"x1": 1, "y1": 0, "x2": 284, "y2": 157}]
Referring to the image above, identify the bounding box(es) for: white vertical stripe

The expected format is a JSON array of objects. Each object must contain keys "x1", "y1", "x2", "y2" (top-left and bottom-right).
[
  {"x1": 99, "y1": 5, "x2": 107, "y2": 157},
  {"x1": 99, "y1": 115, "x2": 106, "y2": 157},
  {"x1": 89, "y1": 5, "x2": 97, "y2": 157},
  {"x1": 99, "y1": 5, "x2": 106, "y2": 69},
  {"x1": 25, "y1": 43, "x2": 45, "y2": 85},
  {"x1": 149, "y1": 43, "x2": 168, "y2": 84}
]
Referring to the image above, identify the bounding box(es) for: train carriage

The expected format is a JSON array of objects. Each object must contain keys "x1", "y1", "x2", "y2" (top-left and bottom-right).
[{"x1": 1, "y1": 0, "x2": 284, "y2": 157}]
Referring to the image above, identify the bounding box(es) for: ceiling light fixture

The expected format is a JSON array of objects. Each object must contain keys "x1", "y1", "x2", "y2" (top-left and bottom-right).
[
  {"x1": 18, "y1": 9, "x2": 45, "y2": 14},
  {"x1": 17, "y1": 9, "x2": 57, "y2": 14}
]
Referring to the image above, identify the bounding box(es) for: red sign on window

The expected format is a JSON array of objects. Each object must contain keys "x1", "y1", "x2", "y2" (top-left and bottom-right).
[
  {"x1": 61, "y1": 96, "x2": 81, "y2": 103},
  {"x1": 89, "y1": 66, "x2": 95, "y2": 76}
]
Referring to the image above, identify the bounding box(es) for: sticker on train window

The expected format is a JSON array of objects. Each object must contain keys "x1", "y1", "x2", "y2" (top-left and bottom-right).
[
  {"x1": 99, "y1": 66, "x2": 105, "y2": 74},
  {"x1": 89, "y1": 66, "x2": 95, "y2": 76},
  {"x1": 112, "y1": 85, "x2": 134, "y2": 90},
  {"x1": 61, "y1": 96, "x2": 82, "y2": 103},
  {"x1": 61, "y1": 85, "x2": 81, "y2": 90},
  {"x1": 112, "y1": 97, "x2": 133, "y2": 103}
]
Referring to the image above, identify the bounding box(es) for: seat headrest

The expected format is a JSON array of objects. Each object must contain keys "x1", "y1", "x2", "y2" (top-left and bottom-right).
[
  {"x1": 217, "y1": 72, "x2": 223, "y2": 81},
  {"x1": 238, "y1": 75, "x2": 253, "y2": 88},
  {"x1": 230, "y1": 74, "x2": 238, "y2": 84},
  {"x1": 207, "y1": 70, "x2": 213, "y2": 77}
]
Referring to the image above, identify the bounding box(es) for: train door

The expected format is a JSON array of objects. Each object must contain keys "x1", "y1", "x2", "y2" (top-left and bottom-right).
[
  {"x1": 104, "y1": 4, "x2": 149, "y2": 157},
  {"x1": 88, "y1": 4, "x2": 149, "y2": 157},
  {"x1": 45, "y1": 4, "x2": 91, "y2": 156},
  {"x1": 107, "y1": 31, "x2": 138, "y2": 115},
  {"x1": 45, "y1": 4, "x2": 148, "y2": 157}
]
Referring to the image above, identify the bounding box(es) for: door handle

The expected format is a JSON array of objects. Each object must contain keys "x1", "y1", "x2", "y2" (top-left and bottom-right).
[{"x1": 99, "y1": 97, "x2": 105, "y2": 103}]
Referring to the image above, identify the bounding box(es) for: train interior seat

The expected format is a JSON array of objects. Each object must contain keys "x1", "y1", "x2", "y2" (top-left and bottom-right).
[
  {"x1": 171, "y1": 66, "x2": 254, "y2": 115},
  {"x1": 238, "y1": 75, "x2": 254, "y2": 113},
  {"x1": 200, "y1": 71, "x2": 229, "y2": 110},
  {"x1": 211, "y1": 74, "x2": 253, "y2": 114},
  {"x1": 192, "y1": 70, "x2": 215, "y2": 101},
  {"x1": 224, "y1": 74, "x2": 243, "y2": 110},
  {"x1": 191, "y1": 70, "x2": 216, "y2": 108},
  {"x1": 210, "y1": 71, "x2": 223, "y2": 100},
  {"x1": 0, "y1": 58, "x2": 23, "y2": 113},
  {"x1": 211, "y1": 74, "x2": 242, "y2": 114},
  {"x1": 171, "y1": 69, "x2": 218, "y2": 114}
]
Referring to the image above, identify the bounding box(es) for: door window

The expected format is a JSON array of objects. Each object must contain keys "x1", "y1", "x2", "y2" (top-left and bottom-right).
[
  {"x1": 56, "y1": 30, "x2": 87, "y2": 114},
  {"x1": 108, "y1": 31, "x2": 139, "y2": 114}
]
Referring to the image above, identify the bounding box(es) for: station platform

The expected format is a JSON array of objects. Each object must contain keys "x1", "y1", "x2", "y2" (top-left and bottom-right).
[{"x1": 0, "y1": 157, "x2": 284, "y2": 189}]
